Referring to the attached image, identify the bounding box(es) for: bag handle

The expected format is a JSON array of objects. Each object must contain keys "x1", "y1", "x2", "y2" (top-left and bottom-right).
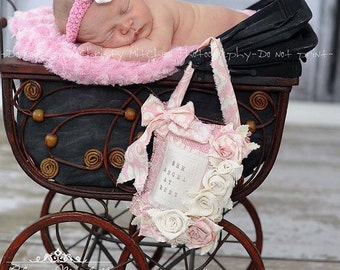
[{"x1": 167, "y1": 37, "x2": 240, "y2": 127}]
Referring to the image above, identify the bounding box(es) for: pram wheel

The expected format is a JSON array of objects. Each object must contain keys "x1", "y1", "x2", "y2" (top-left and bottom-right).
[
  {"x1": 37, "y1": 191, "x2": 263, "y2": 269},
  {"x1": 120, "y1": 217, "x2": 264, "y2": 270},
  {"x1": 40, "y1": 191, "x2": 166, "y2": 269},
  {"x1": 0, "y1": 211, "x2": 148, "y2": 270}
]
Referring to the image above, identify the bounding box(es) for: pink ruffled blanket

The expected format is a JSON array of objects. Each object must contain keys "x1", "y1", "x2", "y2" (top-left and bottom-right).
[{"x1": 9, "y1": 7, "x2": 197, "y2": 86}]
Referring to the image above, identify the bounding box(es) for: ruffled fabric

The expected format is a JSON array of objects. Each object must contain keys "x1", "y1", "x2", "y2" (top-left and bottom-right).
[{"x1": 9, "y1": 7, "x2": 197, "y2": 86}]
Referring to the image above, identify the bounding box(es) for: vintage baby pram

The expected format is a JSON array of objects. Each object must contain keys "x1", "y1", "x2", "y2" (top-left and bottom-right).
[{"x1": 0, "y1": 0, "x2": 317, "y2": 269}]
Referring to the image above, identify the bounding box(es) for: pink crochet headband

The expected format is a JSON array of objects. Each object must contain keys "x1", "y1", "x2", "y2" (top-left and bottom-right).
[
  {"x1": 66, "y1": 0, "x2": 93, "y2": 43},
  {"x1": 66, "y1": 0, "x2": 112, "y2": 43}
]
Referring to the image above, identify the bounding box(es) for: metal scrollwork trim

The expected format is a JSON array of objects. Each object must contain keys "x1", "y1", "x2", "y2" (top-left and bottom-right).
[{"x1": 249, "y1": 91, "x2": 269, "y2": 111}]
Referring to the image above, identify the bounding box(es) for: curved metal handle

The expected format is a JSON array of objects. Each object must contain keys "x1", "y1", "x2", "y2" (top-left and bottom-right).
[
  {"x1": 3, "y1": 0, "x2": 17, "y2": 11},
  {"x1": 1, "y1": 0, "x2": 17, "y2": 57},
  {"x1": 1, "y1": 17, "x2": 8, "y2": 58}
]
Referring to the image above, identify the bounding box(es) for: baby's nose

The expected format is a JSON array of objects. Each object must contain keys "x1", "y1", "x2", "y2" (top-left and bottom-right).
[{"x1": 119, "y1": 19, "x2": 133, "y2": 35}]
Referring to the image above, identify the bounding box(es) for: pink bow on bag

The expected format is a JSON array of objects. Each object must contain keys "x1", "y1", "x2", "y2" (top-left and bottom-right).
[{"x1": 118, "y1": 63, "x2": 212, "y2": 191}]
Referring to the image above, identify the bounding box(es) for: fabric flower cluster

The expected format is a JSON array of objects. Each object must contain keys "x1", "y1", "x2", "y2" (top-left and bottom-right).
[
  {"x1": 120, "y1": 37, "x2": 260, "y2": 255},
  {"x1": 131, "y1": 124, "x2": 259, "y2": 255}
]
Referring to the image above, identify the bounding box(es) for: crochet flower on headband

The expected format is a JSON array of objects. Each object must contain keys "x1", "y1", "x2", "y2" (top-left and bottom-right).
[{"x1": 65, "y1": 0, "x2": 113, "y2": 43}]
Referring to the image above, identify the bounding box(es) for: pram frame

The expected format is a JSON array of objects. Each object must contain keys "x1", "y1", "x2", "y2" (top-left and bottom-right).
[
  {"x1": 0, "y1": 55, "x2": 296, "y2": 270},
  {"x1": 0, "y1": 0, "x2": 315, "y2": 266}
]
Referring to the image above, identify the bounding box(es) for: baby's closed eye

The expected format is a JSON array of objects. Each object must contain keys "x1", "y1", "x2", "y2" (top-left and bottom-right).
[{"x1": 120, "y1": 0, "x2": 130, "y2": 14}]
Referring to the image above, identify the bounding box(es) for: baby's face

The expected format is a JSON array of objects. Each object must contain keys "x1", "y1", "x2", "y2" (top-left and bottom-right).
[{"x1": 78, "y1": 0, "x2": 153, "y2": 48}]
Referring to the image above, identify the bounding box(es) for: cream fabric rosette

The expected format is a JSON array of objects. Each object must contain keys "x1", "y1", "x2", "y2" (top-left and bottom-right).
[
  {"x1": 185, "y1": 191, "x2": 224, "y2": 222},
  {"x1": 148, "y1": 209, "x2": 189, "y2": 241},
  {"x1": 201, "y1": 159, "x2": 244, "y2": 209}
]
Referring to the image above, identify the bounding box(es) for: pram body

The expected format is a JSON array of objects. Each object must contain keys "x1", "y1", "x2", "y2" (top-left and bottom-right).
[{"x1": 0, "y1": 0, "x2": 317, "y2": 269}]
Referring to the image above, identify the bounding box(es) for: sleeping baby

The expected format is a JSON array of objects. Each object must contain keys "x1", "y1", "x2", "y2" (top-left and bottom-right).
[{"x1": 53, "y1": 0, "x2": 250, "y2": 61}]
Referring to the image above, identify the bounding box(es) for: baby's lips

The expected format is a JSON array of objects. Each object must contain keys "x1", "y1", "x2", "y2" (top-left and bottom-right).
[
  {"x1": 134, "y1": 28, "x2": 141, "y2": 37},
  {"x1": 134, "y1": 26, "x2": 144, "y2": 38}
]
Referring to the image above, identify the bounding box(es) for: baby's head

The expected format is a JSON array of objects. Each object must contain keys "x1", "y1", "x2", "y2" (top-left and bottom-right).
[
  {"x1": 53, "y1": 0, "x2": 74, "y2": 36},
  {"x1": 53, "y1": 0, "x2": 112, "y2": 43},
  {"x1": 54, "y1": 0, "x2": 152, "y2": 48}
]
